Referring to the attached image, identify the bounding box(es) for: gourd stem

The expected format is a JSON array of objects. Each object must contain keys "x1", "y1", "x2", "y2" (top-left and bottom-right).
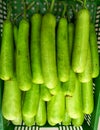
[
  {"x1": 83, "y1": 0, "x2": 87, "y2": 8},
  {"x1": 62, "y1": 2, "x2": 67, "y2": 17},
  {"x1": 7, "y1": 3, "x2": 12, "y2": 20},
  {"x1": 14, "y1": 1, "x2": 35, "y2": 21},
  {"x1": 23, "y1": 1, "x2": 26, "y2": 19},
  {"x1": 76, "y1": 0, "x2": 87, "y2": 8},
  {"x1": 50, "y1": 0, "x2": 55, "y2": 13},
  {"x1": 27, "y1": 1, "x2": 35, "y2": 10},
  {"x1": 76, "y1": 0, "x2": 83, "y2": 5},
  {"x1": 71, "y1": 5, "x2": 77, "y2": 17},
  {"x1": 45, "y1": 0, "x2": 49, "y2": 11}
]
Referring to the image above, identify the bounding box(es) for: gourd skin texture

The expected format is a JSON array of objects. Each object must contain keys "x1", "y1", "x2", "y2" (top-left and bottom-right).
[
  {"x1": 2, "y1": 77, "x2": 22, "y2": 121},
  {"x1": 22, "y1": 83, "x2": 40, "y2": 118},
  {"x1": 17, "y1": 19, "x2": 32, "y2": 91},
  {"x1": 47, "y1": 89, "x2": 65, "y2": 125},
  {"x1": 57, "y1": 18, "x2": 70, "y2": 82},
  {"x1": 40, "y1": 84, "x2": 52, "y2": 101},
  {"x1": 41, "y1": 13, "x2": 58, "y2": 89},
  {"x1": 82, "y1": 80, "x2": 94, "y2": 114},
  {"x1": 36, "y1": 98, "x2": 46, "y2": 126},
  {"x1": 66, "y1": 77, "x2": 83, "y2": 119},
  {"x1": 72, "y1": 9, "x2": 90, "y2": 73},
  {"x1": 31, "y1": 14, "x2": 44, "y2": 84},
  {"x1": 62, "y1": 111, "x2": 71, "y2": 125},
  {"x1": 68, "y1": 23, "x2": 74, "y2": 59},
  {"x1": 72, "y1": 113, "x2": 84, "y2": 127},
  {"x1": 78, "y1": 45, "x2": 92, "y2": 83},
  {"x1": 90, "y1": 23, "x2": 99, "y2": 78},
  {"x1": 62, "y1": 69, "x2": 76, "y2": 96},
  {"x1": 0, "y1": 20, "x2": 14, "y2": 80}
]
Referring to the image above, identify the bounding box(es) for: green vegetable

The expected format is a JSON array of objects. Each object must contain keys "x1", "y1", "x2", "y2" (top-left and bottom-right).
[
  {"x1": 47, "y1": 88, "x2": 65, "y2": 125},
  {"x1": 23, "y1": 115, "x2": 35, "y2": 126},
  {"x1": 31, "y1": 14, "x2": 44, "y2": 84},
  {"x1": 90, "y1": 23, "x2": 99, "y2": 78},
  {"x1": 40, "y1": 13, "x2": 57, "y2": 89},
  {"x1": 62, "y1": 69, "x2": 76, "y2": 96},
  {"x1": 40, "y1": 84, "x2": 52, "y2": 101},
  {"x1": 57, "y1": 17, "x2": 70, "y2": 82},
  {"x1": 72, "y1": 113, "x2": 84, "y2": 127},
  {"x1": 12, "y1": 115, "x2": 22, "y2": 125},
  {"x1": 82, "y1": 79, "x2": 94, "y2": 114},
  {"x1": 62, "y1": 111, "x2": 71, "y2": 125},
  {"x1": 78, "y1": 45, "x2": 92, "y2": 82},
  {"x1": 0, "y1": 20, "x2": 14, "y2": 80},
  {"x1": 49, "y1": 81, "x2": 61, "y2": 95},
  {"x1": 2, "y1": 76, "x2": 21, "y2": 121},
  {"x1": 72, "y1": 9, "x2": 90, "y2": 73},
  {"x1": 22, "y1": 83, "x2": 40, "y2": 118},
  {"x1": 35, "y1": 98, "x2": 46, "y2": 126},
  {"x1": 62, "y1": 81, "x2": 69, "y2": 96},
  {"x1": 14, "y1": 25, "x2": 18, "y2": 72},
  {"x1": 68, "y1": 23, "x2": 74, "y2": 59},
  {"x1": 14, "y1": 25, "x2": 18, "y2": 47},
  {"x1": 16, "y1": 19, "x2": 32, "y2": 91},
  {"x1": 66, "y1": 77, "x2": 83, "y2": 118}
]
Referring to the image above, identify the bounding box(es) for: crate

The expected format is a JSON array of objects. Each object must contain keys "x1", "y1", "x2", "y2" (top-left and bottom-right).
[{"x1": 0, "y1": 0, "x2": 100, "y2": 130}]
